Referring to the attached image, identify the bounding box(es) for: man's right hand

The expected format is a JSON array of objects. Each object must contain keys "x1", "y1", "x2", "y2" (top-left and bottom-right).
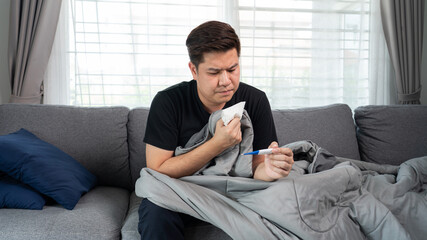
[{"x1": 212, "y1": 117, "x2": 242, "y2": 150}]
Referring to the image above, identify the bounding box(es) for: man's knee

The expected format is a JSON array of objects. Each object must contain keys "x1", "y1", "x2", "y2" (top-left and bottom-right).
[{"x1": 138, "y1": 198, "x2": 185, "y2": 239}]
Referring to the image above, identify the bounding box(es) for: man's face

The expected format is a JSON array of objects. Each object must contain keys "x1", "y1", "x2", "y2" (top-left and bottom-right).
[{"x1": 189, "y1": 48, "x2": 240, "y2": 113}]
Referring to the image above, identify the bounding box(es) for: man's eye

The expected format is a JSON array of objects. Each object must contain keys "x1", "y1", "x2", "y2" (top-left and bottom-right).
[
  {"x1": 208, "y1": 72, "x2": 219, "y2": 75},
  {"x1": 227, "y1": 69, "x2": 236, "y2": 73}
]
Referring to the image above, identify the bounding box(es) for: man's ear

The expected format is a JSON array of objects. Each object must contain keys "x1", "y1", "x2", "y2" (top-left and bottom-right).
[{"x1": 188, "y1": 61, "x2": 198, "y2": 80}]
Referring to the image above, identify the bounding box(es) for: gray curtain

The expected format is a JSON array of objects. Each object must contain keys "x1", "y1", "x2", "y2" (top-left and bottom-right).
[
  {"x1": 380, "y1": 0, "x2": 425, "y2": 104},
  {"x1": 8, "y1": 0, "x2": 62, "y2": 104}
]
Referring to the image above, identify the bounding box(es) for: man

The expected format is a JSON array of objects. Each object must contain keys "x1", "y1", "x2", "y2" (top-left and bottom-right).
[{"x1": 139, "y1": 20, "x2": 294, "y2": 239}]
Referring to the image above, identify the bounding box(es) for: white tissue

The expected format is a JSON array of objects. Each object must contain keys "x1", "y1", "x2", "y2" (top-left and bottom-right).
[{"x1": 221, "y1": 101, "x2": 246, "y2": 126}]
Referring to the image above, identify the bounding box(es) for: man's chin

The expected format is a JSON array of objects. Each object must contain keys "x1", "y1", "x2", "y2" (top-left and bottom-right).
[{"x1": 217, "y1": 95, "x2": 233, "y2": 104}]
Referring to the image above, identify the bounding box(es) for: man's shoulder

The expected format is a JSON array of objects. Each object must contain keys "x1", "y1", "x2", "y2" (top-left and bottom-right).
[
  {"x1": 160, "y1": 80, "x2": 195, "y2": 94},
  {"x1": 151, "y1": 80, "x2": 195, "y2": 109},
  {"x1": 240, "y1": 81, "x2": 264, "y2": 92},
  {"x1": 236, "y1": 82, "x2": 267, "y2": 99},
  {"x1": 154, "y1": 80, "x2": 195, "y2": 102}
]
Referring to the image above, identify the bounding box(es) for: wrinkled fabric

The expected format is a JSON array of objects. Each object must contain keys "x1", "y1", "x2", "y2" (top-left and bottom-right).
[
  {"x1": 135, "y1": 109, "x2": 427, "y2": 240},
  {"x1": 175, "y1": 109, "x2": 254, "y2": 177}
]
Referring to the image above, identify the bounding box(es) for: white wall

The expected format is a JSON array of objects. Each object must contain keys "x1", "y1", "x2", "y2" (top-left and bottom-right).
[
  {"x1": 0, "y1": 1, "x2": 426, "y2": 105},
  {"x1": 0, "y1": 0, "x2": 11, "y2": 104}
]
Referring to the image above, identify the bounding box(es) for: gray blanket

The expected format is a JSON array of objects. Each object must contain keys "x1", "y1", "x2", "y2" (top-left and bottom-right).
[{"x1": 135, "y1": 109, "x2": 427, "y2": 240}]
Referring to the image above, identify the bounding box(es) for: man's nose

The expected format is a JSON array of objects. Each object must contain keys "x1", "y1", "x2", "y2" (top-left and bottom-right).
[{"x1": 219, "y1": 71, "x2": 231, "y2": 86}]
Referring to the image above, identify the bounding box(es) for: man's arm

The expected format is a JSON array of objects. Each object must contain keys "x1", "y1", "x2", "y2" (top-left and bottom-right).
[
  {"x1": 147, "y1": 118, "x2": 242, "y2": 178},
  {"x1": 252, "y1": 141, "x2": 294, "y2": 181},
  {"x1": 146, "y1": 139, "x2": 223, "y2": 178}
]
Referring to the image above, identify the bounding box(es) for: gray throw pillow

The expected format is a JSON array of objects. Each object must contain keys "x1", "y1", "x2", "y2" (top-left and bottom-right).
[{"x1": 354, "y1": 105, "x2": 427, "y2": 165}]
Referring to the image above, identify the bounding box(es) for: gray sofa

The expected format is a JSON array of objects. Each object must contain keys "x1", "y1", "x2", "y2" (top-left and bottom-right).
[{"x1": 0, "y1": 103, "x2": 426, "y2": 240}]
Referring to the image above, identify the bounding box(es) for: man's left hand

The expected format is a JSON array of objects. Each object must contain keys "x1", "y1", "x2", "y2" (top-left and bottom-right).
[{"x1": 264, "y1": 141, "x2": 294, "y2": 180}]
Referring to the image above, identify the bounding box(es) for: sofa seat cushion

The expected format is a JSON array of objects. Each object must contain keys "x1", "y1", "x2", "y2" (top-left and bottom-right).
[
  {"x1": 121, "y1": 192, "x2": 232, "y2": 240},
  {"x1": 0, "y1": 186, "x2": 129, "y2": 240},
  {"x1": 354, "y1": 105, "x2": 427, "y2": 165}
]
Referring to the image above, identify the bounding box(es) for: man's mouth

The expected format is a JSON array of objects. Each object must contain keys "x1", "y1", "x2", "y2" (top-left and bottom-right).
[
  {"x1": 218, "y1": 89, "x2": 233, "y2": 95},
  {"x1": 218, "y1": 89, "x2": 233, "y2": 94}
]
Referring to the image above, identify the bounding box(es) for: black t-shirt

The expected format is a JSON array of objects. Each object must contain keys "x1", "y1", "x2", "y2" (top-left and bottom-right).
[{"x1": 144, "y1": 80, "x2": 277, "y2": 152}]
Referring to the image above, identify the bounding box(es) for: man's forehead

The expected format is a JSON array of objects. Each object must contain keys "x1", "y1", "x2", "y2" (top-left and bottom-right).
[{"x1": 199, "y1": 49, "x2": 239, "y2": 69}]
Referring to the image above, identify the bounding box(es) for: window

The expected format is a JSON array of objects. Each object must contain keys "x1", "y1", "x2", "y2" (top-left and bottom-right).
[
  {"x1": 50, "y1": 0, "x2": 380, "y2": 109},
  {"x1": 238, "y1": 0, "x2": 370, "y2": 109}
]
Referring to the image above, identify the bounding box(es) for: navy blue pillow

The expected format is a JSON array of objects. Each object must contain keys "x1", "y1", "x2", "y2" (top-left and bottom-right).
[
  {"x1": 0, "y1": 172, "x2": 46, "y2": 210},
  {"x1": 0, "y1": 129, "x2": 97, "y2": 210}
]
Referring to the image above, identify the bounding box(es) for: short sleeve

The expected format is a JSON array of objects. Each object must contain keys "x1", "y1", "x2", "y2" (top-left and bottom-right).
[{"x1": 143, "y1": 92, "x2": 179, "y2": 151}]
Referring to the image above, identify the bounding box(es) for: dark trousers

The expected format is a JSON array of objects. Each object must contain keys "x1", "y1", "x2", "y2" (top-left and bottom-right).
[{"x1": 138, "y1": 198, "x2": 199, "y2": 240}]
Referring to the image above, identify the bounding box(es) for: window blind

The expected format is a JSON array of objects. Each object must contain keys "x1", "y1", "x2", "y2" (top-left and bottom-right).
[
  {"x1": 69, "y1": 0, "x2": 371, "y2": 109},
  {"x1": 238, "y1": 0, "x2": 370, "y2": 109},
  {"x1": 70, "y1": 0, "x2": 226, "y2": 107}
]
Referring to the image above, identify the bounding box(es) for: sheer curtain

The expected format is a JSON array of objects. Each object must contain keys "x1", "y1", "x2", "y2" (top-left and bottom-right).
[
  {"x1": 369, "y1": 0, "x2": 396, "y2": 105},
  {"x1": 47, "y1": 0, "x2": 237, "y2": 107},
  {"x1": 44, "y1": 0, "x2": 391, "y2": 109},
  {"x1": 44, "y1": 0, "x2": 70, "y2": 105},
  {"x1": 238, "y1": 0, "x2": 392, "y2": 109}
]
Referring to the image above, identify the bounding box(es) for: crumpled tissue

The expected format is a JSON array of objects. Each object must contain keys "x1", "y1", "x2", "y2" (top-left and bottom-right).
[{"x1": 221, "y1": 101, "x2": 246, "y2": 126}]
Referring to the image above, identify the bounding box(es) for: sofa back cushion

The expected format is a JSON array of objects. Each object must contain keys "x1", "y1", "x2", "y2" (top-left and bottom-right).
[
  {"x1": 128, "y1": 107, "x2": 150, "y2": 187},
  {"x1": 128, "y1": 104, "x2": 361, "y2": 187},
  {"x1": 0, "y1": 104, "x2": 132, "y2": 190},
  {"x1": 272, "y1": 104, "x2": 360, "y2": 160},
  {"x1": 354, "y1": 105, "x2": 427, "y2": 165}
]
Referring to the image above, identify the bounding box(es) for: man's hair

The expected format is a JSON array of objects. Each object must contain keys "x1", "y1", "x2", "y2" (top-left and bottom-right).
[{"x1": 186, "y1": 21, "x2": 241, "y2": 69}]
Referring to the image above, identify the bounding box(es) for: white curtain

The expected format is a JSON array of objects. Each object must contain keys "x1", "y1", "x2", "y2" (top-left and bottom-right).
[
  {"x1": 222, "y1": 0, "x2": 240, "y2": 35},
  {"x1": 44, "y1": 0, "x2": 392, "y2": 109},
  {"x1": 369, "y1": 0, "x2": 396, "y2": 105},
  {"x1": 44, "y1": 0, "x2": 69, "y2": 104},
  {"x1": 238, "y1": 0, "x2": 392, "y2": 109}
]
